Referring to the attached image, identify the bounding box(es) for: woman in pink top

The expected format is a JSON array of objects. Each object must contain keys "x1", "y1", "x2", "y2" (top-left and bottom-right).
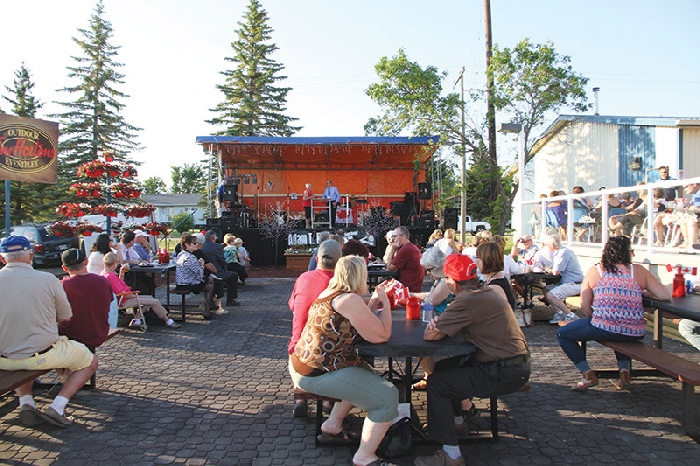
[{"x1": 100, "y1": 252, "x2": 180, "y2": 330}]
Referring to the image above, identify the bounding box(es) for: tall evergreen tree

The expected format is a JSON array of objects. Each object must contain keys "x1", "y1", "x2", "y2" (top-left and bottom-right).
[
  {"x1": 207, "y1": 0, "x2": 301, "y2": 136},
  {"x1": 0, "y1": 63, "x2": 57, "y2": 224},
  {"x1": 52, "y1": 0, "x2": 141, "y2": 187}
]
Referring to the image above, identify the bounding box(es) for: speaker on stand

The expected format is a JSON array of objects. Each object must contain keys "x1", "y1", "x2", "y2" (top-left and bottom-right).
[
  {"x1": 418, "y1": 183, "x2": 432, "y2": 200},
  {"x1": 222, "y1": 184, "x2": 239, "y2": 203},
  {"x1": 442, "y1": 208, "x2": 458, "y2": 230}
]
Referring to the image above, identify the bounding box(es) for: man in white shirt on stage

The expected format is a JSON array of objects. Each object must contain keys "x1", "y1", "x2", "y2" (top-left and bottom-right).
[{"x1": 322, "y1": 180, "x2": 341, "y2": 226}]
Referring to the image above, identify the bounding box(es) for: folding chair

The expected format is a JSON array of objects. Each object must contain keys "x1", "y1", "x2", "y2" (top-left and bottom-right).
[{"x1": 116, "y1": 291, "x2": 147, "y2": 331}]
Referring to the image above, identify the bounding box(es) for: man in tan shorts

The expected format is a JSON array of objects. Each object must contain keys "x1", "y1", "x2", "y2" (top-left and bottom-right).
[{"x1": 0, "y1": 236, "x2": 98, "y2": 428}]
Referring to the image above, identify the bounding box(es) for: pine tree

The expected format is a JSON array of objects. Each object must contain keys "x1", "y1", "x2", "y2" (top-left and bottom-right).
[
  {"x1": 207, "y1": 0, "x2": 301, "y2": 136},
  {"x1": 0, "y1": 63, "x2": 57, "y2": 223},
  {"x1": 51, "y1": 0, "x2": 141, "y2": 186}
]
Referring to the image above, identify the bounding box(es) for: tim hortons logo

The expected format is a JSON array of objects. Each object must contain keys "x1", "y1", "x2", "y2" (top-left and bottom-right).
[{"x1": 0, "y1": 123, "x2": 57, "y2": 174}]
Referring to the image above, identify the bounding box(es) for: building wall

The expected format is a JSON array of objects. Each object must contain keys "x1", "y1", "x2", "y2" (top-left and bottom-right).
[{"x1": 681, "y1": 127, "x2": 700, "y2": 178}]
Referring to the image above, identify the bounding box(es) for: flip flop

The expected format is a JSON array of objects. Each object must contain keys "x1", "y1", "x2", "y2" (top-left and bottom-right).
[{"x1": 317, "y1": 429, "x2": 359, "y2": 445}]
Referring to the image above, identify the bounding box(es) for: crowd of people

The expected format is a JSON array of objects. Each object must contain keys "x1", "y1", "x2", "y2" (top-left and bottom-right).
[{"x1": 528, "y1": 168, "x2": 699, "y2": 250}]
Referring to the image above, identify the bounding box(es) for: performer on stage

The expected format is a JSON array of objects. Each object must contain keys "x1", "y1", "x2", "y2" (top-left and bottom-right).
[
  {"x1": 303, "y1": 183, "x2": 313, "y2": 228},
  {"x1": 322, "y1": 180, "x2": 340, "y2": 226}
]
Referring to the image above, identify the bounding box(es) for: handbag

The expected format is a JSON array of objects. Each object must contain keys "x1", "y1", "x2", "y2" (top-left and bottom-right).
[
  {"x1": 376, "y1": 416, "x2": 413, "y2": 459},
  {"x1": 385, "y1": 278, "x2": 410, "y2": 309}
]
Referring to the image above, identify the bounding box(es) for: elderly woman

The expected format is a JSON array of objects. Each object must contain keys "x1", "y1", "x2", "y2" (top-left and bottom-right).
[
  {"x1": 175, "y1": 234, "x2": 215, "y2": 320},
  {"x1": 290, "y1": 256, "x2": 398, "y2": 466},
  {"x1": 557, "y1": 236, "x2": 670, "y2": 391}
]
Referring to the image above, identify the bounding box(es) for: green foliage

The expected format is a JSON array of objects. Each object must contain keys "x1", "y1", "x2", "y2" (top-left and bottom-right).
[
  {"x1": 488, "y1": 38, "x2": 591, "y2": 161},
  {"x1": 171, "y1": 211, "x2": 194, "y2": 234},
  {"x1": 207, "y1": 0, "x2": 301, "y2": 136},
  {"x1": 0, "y1": 63, "x2": 59, "y2": 224},
  {"x1": 142, "y1": 176, "x2": 167, "y2": 194},
  {"x1": 51, "y1": 0, "x2": 142, "y2": 188},
  {"x1": 171, "y1": 163, "x2": 206, "y2": 194}
]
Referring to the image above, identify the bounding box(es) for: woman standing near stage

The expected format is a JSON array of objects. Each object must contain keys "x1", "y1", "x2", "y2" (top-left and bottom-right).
[{"x1": 303, "y1": 183, "x2": 313, "y2": 228}]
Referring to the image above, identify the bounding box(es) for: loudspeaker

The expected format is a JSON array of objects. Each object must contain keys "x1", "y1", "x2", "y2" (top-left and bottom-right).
[
  {"x1": 418, "y1": 183, "x2": 432, "y2": 200},
  {"x1": 222, "y1": 184, "x2": 238, "y2": 203},
  {"x1": 442, "y1": 208, "x2": 458, "y2": 230},
  {"x1": 419, "y1": 212, "x2": 435, "y2": 228},
  {"x1": 390, "y1": 201, "x2": 410, "y2": 218},
  {"x1": 206, "y1": 218, "x2": 221, "y2": 229},
  {"x1": 221, "y1": 217, "x2": 237, "y2": 233}
]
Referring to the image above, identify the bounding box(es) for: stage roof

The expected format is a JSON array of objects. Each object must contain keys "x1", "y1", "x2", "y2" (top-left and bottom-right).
[{"x1": 195, "y1": 136, "x2": 439, "y2": 170}]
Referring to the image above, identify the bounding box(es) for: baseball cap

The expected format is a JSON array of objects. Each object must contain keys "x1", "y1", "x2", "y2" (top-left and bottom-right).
[
  {"x1": 317, "y1": 239, "x2": 342, "y2": 269},
  {"x1": 133, "y1": 229, "x2": 148, "y2": 238},
  {"x1": 443, "y1": 254, "x2": 478, "y2": 281},
  {"x1": 235, "y1": 238, "x2": 243, "y2": 244},
  {"x1": 62, "y1": 248, "x2": 86, "y2": 267},
  {"x1": 0, "y1": 235, "x2": 31, "y2": 253}
]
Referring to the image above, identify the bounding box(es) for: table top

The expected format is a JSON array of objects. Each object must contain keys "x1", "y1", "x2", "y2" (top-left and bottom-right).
[
  {"x1": 356, "y1": 316, "x2": 476, "y2": 359},
  {"x1": 513, "y1": 272, "x2": 561, "y2": 284},
  {"x1": 644, "y1": 293, "x2": 700, "y2": 322},
  {"x1": 128, "y1": 262, "x2": 175, "y2": 273}
]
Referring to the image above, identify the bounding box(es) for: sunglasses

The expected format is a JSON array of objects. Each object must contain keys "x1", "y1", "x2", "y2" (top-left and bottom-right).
[{"x1": 425, "y1": 267, "x2": 434, "y2": 273}]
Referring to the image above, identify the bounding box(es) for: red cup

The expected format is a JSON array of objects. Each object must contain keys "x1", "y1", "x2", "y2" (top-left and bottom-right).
[{"x1": 406, "y1": 296, "x2": 421, "y2": 320}]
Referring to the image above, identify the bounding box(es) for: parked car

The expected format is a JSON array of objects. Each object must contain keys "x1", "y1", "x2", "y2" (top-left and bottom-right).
[{"x1": 0, "y1": 223, "x2": 80, "y2": 267}]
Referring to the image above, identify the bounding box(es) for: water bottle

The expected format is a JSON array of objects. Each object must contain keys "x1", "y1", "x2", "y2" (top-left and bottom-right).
[{"x1": 422, "y1": 296, "x2": 434, "y2": 322}]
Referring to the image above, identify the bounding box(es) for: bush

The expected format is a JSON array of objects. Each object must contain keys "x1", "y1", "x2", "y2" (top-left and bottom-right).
[{"x1": 171, "y1": 212, "x2": 194, "y2": 234}]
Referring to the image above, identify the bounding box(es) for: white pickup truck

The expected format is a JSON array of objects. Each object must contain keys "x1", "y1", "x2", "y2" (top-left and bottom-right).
[{"x1": 457, "y1": 216, "x2": 491, "y2": 235}]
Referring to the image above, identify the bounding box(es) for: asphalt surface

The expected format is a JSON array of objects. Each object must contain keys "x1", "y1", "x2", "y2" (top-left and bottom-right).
[{"x1": 1, "y1": 276, "x2": 700, "y2": 465}]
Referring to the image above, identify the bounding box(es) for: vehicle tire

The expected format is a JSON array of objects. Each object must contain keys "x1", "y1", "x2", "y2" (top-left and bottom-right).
[{"x1": 475, "y1": 226, "x2": 485, "y2": 233}]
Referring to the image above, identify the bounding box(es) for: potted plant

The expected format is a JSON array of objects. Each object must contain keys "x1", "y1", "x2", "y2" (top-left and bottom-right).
[
  {"x1": 47, "y1": 221, "x2": 77, "y2": 237},
  {"x1": 76, "y1": 222, "x2": 103, "y2": 236}
]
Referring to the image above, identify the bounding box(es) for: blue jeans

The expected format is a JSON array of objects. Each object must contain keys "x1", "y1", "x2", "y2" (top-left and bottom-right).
[{"x1": 557, "y1": 318, "x2": 643, "y2": 373}]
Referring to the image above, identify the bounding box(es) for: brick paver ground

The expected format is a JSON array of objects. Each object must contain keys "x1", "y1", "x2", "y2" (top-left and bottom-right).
[{"x1": 2, "y1": 277, "x2": 700, "y2": 465}]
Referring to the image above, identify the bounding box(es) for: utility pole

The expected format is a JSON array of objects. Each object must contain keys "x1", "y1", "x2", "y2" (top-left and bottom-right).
[
  {"x1": 484, "y1": 0, "x2": 497, "y2": 180},
  {"x1": 454, "y1": 67, "x2": 467, "y2": 245}
]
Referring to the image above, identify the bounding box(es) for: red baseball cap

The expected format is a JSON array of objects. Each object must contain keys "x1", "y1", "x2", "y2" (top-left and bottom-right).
[{"x1": 443, "y1": 254, "x2": 478, "y2": 281}]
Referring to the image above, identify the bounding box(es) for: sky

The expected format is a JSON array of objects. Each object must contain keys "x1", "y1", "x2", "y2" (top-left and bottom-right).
[{"x1": 2, "y1": 0, "x2": 699, "y2": 185}]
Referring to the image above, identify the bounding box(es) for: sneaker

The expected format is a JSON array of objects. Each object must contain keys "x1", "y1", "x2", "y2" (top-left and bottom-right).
[
  {"x1": 166, "y1": 320, "x2": 181, "y2": 329},
  {"x1": 572, "y1": 370, "x2": 599, "y2": 391},
  {"x1": 415, "y1": 449, "x2": 466, "y2": 466},
  {"x1": 128, "y1": 319, "x2": 145, "y2": 330},
  {"x1": 39, "y1": 406, "x2": 73, "y2": 428},
  {"x1": 548, "y1": 310, "x2": 566, "y2": 325},
  {"x1": 558, "y1": 312, "x2": 579, "y2": 326},
  {"x1": 461, "y1": 404, "x2": 479, "y2": 421},
  {"x1": 515, "y1": 309, "x2": 526, "y2": 327},
  {"x1": 616, "y1": 369, "x2": 631, "y2": 390},
  {"x1": 19, "y1": 404, "x2": 44, "y2": 426}
]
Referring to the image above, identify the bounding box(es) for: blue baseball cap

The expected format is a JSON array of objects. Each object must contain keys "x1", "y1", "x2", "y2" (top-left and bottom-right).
[{"x1": 0, "y1": 235, "x2": 32, "y2": 253}]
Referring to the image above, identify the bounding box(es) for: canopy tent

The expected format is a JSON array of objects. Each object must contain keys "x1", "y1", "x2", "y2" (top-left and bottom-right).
[{"x1": 195, "y1": 136, "x2": 439, "y2": 224}]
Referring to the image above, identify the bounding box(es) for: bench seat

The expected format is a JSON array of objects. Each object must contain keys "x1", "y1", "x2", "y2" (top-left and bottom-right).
[
  {"x1": 293, "y1": 388, "x2": 341, "y2": 446},
  {"x1": 597, "y1": 340, "x2": 700, "y2": 435}
]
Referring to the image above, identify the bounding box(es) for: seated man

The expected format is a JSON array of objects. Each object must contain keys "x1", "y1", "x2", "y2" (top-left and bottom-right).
[
  {"x1": 385, "y1": 226, "x2": 425, "y2": 293},
  {"x1": 533, "y1": 233, "x2": 584, "y2": 325},
  {"x1": 0, "y1": 236, "x2": 98, "y2": 428},
  {"x1": 416, "y1": 255, "x2": 530, "y2": 466},
  {"x1": 201, "y1": 230, "x2": 240, "y2": 307}
]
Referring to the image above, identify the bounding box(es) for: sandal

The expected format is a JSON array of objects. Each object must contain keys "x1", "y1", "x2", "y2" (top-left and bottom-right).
[
  {"x1": 572, "y1": 370, "x2": 598, "y2": 391},
  {"x1": 411, "y1": 378, "x2": 428, "y2": 390},
  {"x1": 317, "y1": 429, "x2": 359, "y2": 445}
]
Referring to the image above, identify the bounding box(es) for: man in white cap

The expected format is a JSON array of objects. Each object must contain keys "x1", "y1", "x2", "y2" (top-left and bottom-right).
[
  {"x1": 0, "y1": 236, "x2": 98, "y2": 428},
  {"x1": 131, "y1": 229, "x2": 153, "y2": 262}
]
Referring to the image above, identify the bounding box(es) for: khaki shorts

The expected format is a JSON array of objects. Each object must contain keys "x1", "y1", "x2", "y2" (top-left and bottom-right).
[{"x1": 0, "y1": 336, "x2": 94, "y2": 372}]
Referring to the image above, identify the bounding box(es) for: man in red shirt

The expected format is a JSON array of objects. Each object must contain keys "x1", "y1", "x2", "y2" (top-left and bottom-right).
[
  {"x1": 288, "y1": 239, "x2": 342, "y2": 416},
  {"x1": 60, "y1": 249, "x2": 114, "y2": 351},
  {"x1": 386, "y1": 226, "x2": 425, "y2": 292}
]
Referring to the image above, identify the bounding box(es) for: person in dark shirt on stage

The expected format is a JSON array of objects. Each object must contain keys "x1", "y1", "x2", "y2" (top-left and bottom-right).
[{"x1": 386, "y1": 226, "x2": 424, "y2": 292}]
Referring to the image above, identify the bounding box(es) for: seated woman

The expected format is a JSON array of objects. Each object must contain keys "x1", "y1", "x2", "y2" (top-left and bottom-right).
[
  {"x1": 426, "y1": 229, "x2": 443, "y2": 248},
  {"x1": 290, "y1": 256, "x2": 398, "y2": 466},
  {"x1": 475, "y1": 242, "x2": 517, "y2": 311},
  {"x1": 87, "y1": 233, "x2": 115, "y2": 274},
  {"x1": 435, "y1": 228, "x2": 459, "y2": 255},
  {"x1": 100, "y1": 252, "x2": 180, "y2": 329},
  {"x1": 175, "y1": 234, "x2": 215, "y2": 320},
  {"x1": 557, "y1": 236, "x2": 670, "y2": 391},
  {"x1": 411, "y1": 247, "x2": 453, "y2": 390}
]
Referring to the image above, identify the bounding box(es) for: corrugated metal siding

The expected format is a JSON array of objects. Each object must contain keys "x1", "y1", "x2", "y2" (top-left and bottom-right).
[
  {"x1": 618, "y1": 125, "x2": 655, "y2": 187},
  {"x1": 681, "y1": 127, "x2": 700, "y2": 178}
]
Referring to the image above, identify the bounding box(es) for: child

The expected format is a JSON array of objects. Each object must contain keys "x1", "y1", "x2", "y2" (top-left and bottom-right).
[
  {"x1": 100, "y1": 252, "x2": 180, "y2": 329},
  {"x1": 223, "y1": 233, "x2": 248, "y2": 285}
]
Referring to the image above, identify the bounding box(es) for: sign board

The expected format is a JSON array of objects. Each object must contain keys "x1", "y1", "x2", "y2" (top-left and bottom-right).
[{"x1": 0, "y1": 114, "x2": 59, "y2": 184}]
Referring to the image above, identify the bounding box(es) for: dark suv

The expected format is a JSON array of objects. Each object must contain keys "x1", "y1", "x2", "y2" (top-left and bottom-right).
[{"x1": 1, "y1": 223, "x2": 80, "y2": 267}]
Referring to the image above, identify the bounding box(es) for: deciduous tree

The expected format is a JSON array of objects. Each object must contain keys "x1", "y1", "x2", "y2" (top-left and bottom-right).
[
  {"x1": 142, "y1": 176, "x2": 167, "y2": 194},
  {"x1": 171, "y1": 163, "x2": 206, "y2": 194},
  {"x1": 207, "y1": 0, "x2": 300, "y2": 136}
]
